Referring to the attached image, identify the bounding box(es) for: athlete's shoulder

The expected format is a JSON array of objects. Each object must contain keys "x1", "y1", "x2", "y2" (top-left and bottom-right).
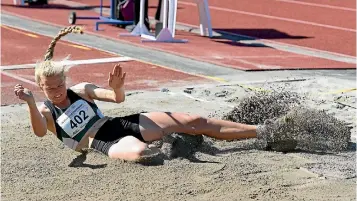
[
  {"x1": 38, "y1": 103, "x2": 53, "y2": 123},
  {"x1": 38, "y1": 103, "x2": 57, "y2": 134},
  {"x1": 39, "y1": 102, "x2": 50, "y2": 113},
  {"x1": 69, "y1": 82, "x2": 96, "y2": 103}
]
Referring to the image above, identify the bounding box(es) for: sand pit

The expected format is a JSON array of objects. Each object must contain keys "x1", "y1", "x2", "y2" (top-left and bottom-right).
[{"x1": 1, "y1": 77, "x2": 356, "y2": 201}]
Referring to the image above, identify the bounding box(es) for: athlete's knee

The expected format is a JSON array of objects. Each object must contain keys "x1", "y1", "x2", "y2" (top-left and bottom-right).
[
  {"x1": 108, "y1": 136, "x2": 147, "y2": 161},
  {"x1": 188, "y1": 115, "x2": 207, "y2": 124},
  {"x1": 185, "y1": 115, "x2": 209, "y2": 133},
  {"x1": 109, "y1": 144, "x2": 146, "y2": 161}
]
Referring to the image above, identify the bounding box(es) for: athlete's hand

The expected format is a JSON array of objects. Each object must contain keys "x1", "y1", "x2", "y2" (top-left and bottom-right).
[
  {"x1": 108, "y1": 64, "x2": 126, "y2": 90},
  {"x1": 14, "y1": 84, "x2": 34, "y2": 103}
]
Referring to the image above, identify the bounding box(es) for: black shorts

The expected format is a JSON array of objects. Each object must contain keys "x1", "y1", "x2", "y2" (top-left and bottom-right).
[{"x1": 90, "y1": 114, "x2": 146, "y2": 155}]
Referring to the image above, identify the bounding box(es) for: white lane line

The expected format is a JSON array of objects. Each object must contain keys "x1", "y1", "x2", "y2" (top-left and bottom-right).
[
  {"x1": 1, "y1": 71, "x2": 37, "y2": 86},
  {"x1": 61, "y1": 56, "x2": 133, "y2": 66},
  {"x1": 196, "y1": 55, "x2": 310, "y2": 59},
  {"x1": 276, "y1": 0, "x2": 356, "y2": 12},
  {"x1": 0, "y1": 57, "x2": 134, "y2": 70},
  {"x1": 167, "y1": 91, "x2": 235, "y2": 108},
  {"x1": 178, "y1": 1, "x2": 356, "y2": 32}
]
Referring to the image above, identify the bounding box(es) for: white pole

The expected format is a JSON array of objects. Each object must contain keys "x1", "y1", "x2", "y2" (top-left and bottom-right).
[
  {"x1": 171, "y1": 0, "x2": 177, "y2": 37},
  {"x1": 139, "y1": 0, "x2": 145, "y2": 33},
  {"x1": 203, "y1": 0, "x2": 213, "y2": 37},
  {"x1": 163, "y1": 0, "x2": 168, "y2": 29}
]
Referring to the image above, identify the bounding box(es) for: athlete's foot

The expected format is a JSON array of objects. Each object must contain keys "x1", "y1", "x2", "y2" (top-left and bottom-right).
[
  {"x1": 160, "y1": 135, "x2": 176, "y2": 159},
  {"x1": 135, "y1": 146, "x2": 165, "y2": 163}
]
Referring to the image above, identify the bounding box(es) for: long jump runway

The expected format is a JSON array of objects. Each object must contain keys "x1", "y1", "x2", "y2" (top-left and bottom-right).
[
  {"x1": 0, "y1": 25, "x2": 211, "y2": 106},
  {"x1": 2, "y1": 0, "x2": 355, "y2": 71}
]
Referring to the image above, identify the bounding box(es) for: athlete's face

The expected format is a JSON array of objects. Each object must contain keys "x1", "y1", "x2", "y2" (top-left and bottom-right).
[{"x1": 39, "y1": 75, "x2": 67, "y2": 104}]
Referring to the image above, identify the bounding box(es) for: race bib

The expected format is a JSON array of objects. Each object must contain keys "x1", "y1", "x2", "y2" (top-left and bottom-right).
[{"x1": 56, "y1": 100, "x2": 96, "y2": 138}]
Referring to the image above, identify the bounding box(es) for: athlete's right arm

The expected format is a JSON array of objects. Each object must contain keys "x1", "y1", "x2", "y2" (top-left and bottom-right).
[
  {"x1": 14, "y1": 84, "x2": 49, "y2": 137},
  {"x1": 28, "y1": 102, "x2": 48, "y2": 137}
]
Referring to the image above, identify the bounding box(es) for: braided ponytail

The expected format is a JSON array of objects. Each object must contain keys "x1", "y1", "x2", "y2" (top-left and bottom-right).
[
  {"x1": 35, "y1": 26, "x2": 83, "y2": 85},
  {"x1": 44, "y1": 26, "x2": 83, "y2": 61}
]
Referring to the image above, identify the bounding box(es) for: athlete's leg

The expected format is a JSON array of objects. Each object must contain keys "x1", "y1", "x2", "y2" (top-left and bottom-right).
[
  {"x1": 138, "y1": 112, "x2": 257, "y2": 142},
  {"x1": 107, "y1": 112, "x2": 257, "y2": 161}
]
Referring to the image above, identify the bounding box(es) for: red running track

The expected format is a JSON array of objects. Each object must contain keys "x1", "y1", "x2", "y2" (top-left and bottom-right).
[
  {"x1": 49, "y1": 0, "x2": 356, "y2": 56},
  {"x1": 1, "y1": 25, "x2": 115, "y2": 65},
  {"x1": 1, "y1": 26, "x2": 209, "y2": 106},
  {"x1": 172, "y1": 0, "x2": 356, "y2": 56},
  {"x1": 1, "y1": 0, "x2": 355, "y2": 71}
]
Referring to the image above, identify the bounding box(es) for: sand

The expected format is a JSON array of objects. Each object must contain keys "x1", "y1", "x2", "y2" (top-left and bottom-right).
[{"x1": 1, "y1": 76, "x2": 356, "y2": 201}]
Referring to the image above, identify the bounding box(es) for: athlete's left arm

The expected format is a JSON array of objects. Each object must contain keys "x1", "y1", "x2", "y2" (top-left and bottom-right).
[
  {"x1": 80, "y1": 64, "x2": 126, "y2": 103},
  {"x1": 80, "y1": 82, "x2": 125, "y2": 103}
]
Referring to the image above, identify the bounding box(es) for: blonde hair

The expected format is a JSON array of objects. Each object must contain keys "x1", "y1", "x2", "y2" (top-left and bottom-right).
[{"x1": 35, "y1": 26, "x2": 83, "y2": 85}]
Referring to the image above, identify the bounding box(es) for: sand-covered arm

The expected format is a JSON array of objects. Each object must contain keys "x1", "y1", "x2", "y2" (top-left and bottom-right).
[{"x1": 14, "y1": 84, "x2": 48, "y2": 137}]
